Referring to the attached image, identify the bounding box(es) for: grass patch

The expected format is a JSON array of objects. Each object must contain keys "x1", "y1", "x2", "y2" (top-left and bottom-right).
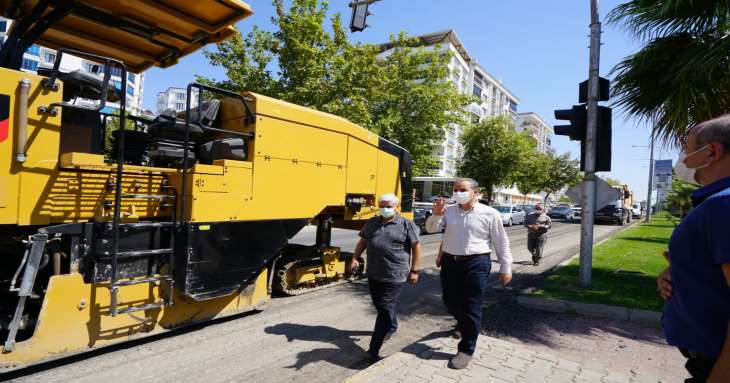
[{"x1": 534, "y1": 213, "x2": 675, "y2": 311}]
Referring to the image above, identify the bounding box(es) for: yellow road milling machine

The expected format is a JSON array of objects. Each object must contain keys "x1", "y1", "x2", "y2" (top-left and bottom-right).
[{"x1": 0, "y1": 0, "x2": 412, "y2": 371}]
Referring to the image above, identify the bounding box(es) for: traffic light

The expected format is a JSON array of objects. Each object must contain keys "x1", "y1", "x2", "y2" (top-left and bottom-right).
[
  {"x1": 554, "y1": 105, "x2": 586, "y2": 141},
  {"x1": 554, "y1": 81, "x2": 613, "y2": 172},
  {"x1": 579, "y1": 77, "x2": 610, "y2": 103},
  {"x1": 349, "y1": 1, "x2": 374, "y2": 32},
  {"x1": 595, "y1": 106, "x2": 612, "y2": 172}
]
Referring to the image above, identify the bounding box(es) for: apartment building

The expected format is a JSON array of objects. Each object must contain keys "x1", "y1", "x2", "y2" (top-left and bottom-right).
[
  {"x1": 381, "y1": 30, "x2": 521, "y2": 177},
  {"x1": 156, "y1": 87, "x2": 199, "y2": 114},
  {"x1": 0, "y1": 16, "x2": 145, "y2": 114},
  {"x1": 515, "y1": 112, "x2": 553, "y2": 154}
]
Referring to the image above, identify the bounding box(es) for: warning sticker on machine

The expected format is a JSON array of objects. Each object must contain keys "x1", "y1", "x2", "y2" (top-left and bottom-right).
[{"x1": 0, "y1": 94, "x2": 9, "y2": 143}]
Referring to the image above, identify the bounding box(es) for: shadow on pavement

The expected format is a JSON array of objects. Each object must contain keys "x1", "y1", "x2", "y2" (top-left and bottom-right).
[
  {"x1": 264, "y1": 323, "x2": 372, "y2": 370},
  {"x1": 400, "y1": 330, "x2": 453, "y2": 361},
  {"x1": 479, "y1": 291, "x2": 667, "y2": 350},
  {"x1": 621, "y1": 236, "x2": 670, "y2": 245}
]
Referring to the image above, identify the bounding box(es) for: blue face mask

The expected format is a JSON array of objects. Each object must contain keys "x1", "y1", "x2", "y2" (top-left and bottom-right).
[{"x1": 379, "y1": 207, "x2": 396, "y2": 218}]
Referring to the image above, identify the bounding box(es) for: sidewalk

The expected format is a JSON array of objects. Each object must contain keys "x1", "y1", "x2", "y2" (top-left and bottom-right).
[{"x1": 345, "y1": 298, "x2": 689, "y2": 383}]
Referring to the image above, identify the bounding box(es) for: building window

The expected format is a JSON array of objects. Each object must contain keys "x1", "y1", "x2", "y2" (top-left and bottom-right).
[
  {"x1": 127, "y1": 73, "x2": 136, "y2": 84},
  {"x1": 176, "y1": 92, "x2": 185, "y2": 101},
  {"x1": 21, "y1": 58, "x2": 38, "y2": 71},
  {"x1": 84, "y1": 62, "x2": 103, "y2": 74},
  {"x1": 175, "y1": 102, "x2": 185, "y2": 110},
  {"x1": 111, "y1": 80, "x2": 121, "y2": 91},
  {"x1": 472, "y1": 84, "x2": 482, "y2": 98},
  {"x1": 0, "y1": 20, "x2": 7, "y2": 33},
  {"x1": 26, "y1": 44, "x2": 40, "y2": 56},
  {"x1": 43, "y1": 51, "x2": 56, "y2": 63},
  {"x1": 509, "y1": 101, "x2": 518, "y2": 113},
  {"x1": 126, "y1": 86, "x2": 134, "y2": 96}
]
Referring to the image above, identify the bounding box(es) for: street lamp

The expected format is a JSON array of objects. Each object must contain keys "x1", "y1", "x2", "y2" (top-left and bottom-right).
[{"x1": 632, "y1": 128, "x2": 656, "y2": 223}]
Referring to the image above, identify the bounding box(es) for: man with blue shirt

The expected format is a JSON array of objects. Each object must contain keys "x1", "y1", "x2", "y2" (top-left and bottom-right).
[{"x1": 657, "y1": 114, "x2": 730, "y2": 382}]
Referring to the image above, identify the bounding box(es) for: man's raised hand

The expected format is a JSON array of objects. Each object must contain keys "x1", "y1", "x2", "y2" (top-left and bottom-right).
[{"x1": 432, "y1": 197, "x2": 446, "y2": 216}]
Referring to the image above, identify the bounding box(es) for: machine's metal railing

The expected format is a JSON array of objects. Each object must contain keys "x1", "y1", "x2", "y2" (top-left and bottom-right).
[{"x1": 179, "y1": 82, "x2": 256, "y2": 228}]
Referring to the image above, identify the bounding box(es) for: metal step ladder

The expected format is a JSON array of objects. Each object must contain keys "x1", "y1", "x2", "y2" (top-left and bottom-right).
[{"x1": 106, "y1": 186, "x2": 178, "y2": 317}]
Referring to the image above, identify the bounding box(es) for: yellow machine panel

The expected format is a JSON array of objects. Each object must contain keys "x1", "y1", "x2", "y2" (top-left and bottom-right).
[
  {"x1": 346, "y1": 138, "x2": 378, "y2": 195},
  {"x1": 0, "y1": 67, "x2": 63, "y2": 225}
]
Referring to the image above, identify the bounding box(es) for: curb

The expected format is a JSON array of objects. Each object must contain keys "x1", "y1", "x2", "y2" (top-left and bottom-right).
[{"x1": 516, "y1": 295, "x2": 662, "y2": 324}]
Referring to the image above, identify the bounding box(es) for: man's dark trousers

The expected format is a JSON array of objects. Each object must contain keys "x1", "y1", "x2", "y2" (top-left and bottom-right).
[
  {"x1": 679, "y1": 348, "x2": 716, "y2": 382},
  {"x1": 440, "y1": 254, "x2": 491, "y2": 355},
  {"x1": 527, "y1": 234, "x2": 547, "y2": 263},
  {"x1": 367, "y1": 278, "x2": 405, "y2": 356}
]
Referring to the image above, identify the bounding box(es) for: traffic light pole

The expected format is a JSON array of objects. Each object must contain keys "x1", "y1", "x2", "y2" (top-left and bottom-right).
[
  {"x1": 579, "y1": 0, "x2": 601, "y2": 288},
  {"x1": 645, "y1": 129, "x2": 655, "y2": 223}
]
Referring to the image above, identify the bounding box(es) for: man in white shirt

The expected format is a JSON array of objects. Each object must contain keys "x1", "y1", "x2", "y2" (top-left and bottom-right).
[{"x1": 426, "y1": 178, "x2": 513, "y2": 369}]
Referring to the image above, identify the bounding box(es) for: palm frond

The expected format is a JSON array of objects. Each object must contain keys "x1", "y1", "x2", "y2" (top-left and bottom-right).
[
  {"x1": 607, "y1": 0, "x2": 730, "y2": 40},
  {"x1": 610, "y1": 31, "x2": 730, "y2": 146}
]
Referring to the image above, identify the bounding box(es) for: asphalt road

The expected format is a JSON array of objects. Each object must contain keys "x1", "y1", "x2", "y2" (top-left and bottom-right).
[{"x1": 4, "y1": 220, "x2": 628, "y2": 383}]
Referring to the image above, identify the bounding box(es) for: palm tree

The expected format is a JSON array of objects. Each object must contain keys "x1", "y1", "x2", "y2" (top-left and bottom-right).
[
  {"x1": 607, "y1": 0, "x2": 730, "y2": 145},
  {"x1": 666, "y1": 177, "x2": 697, "y2": 219}
]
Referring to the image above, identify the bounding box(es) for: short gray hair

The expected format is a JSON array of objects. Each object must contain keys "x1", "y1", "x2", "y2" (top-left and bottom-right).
[
  {"x1": 693, "y1": 114, "x2": 730, "y2": 150},
  {"x1": 379, "y1": 193, "x2": 399, "y2": 205},
  {"x1": 455, "y1": 178, "x2": 480, "y2": 191}
]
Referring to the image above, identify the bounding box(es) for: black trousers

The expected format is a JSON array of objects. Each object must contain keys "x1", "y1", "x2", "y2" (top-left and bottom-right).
[
  {"x1": 680, "y1": 348, "x2": 717, "y2": 383},
  {"x1": 367, "y1": 278, "x2": 405, "y2": 356},
  {"x1": 440, "y1": 254, "x2": 491, "y2": 355},
  {"x1": 527, "y1": 234, "x2": 547, "y2": 262}
]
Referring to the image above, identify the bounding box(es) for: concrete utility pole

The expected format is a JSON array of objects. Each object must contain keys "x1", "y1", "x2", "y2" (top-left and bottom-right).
[
  {"x1": 579, "y1": 0, "x2": 601, "y2": 288},
  {"x1": 645, "y1": 129, "x2": 655, "y2": 223}
]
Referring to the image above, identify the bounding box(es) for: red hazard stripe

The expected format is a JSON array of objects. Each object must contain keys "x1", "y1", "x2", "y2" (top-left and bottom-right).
[{"x1": 0, "y1": 119, "x2": 7, "y2": 143}]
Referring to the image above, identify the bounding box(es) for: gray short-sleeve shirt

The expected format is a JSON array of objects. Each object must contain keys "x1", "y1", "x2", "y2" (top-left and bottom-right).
[{"x1": 359, "y1": 214, "x2": 420, "y2": 283}]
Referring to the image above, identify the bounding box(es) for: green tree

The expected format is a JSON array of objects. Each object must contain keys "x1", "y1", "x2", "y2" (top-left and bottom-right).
[
  {"x1": 458, "y1": 116, "x2": 533, "y2": 202},
  {"x1": 199, "y1": 0, "x2": 472, "y2": 174},
  {"x1": 603, "y1": 176, "x2": 623, "y2": 187},
  {"x1": 608, "y1": 0, "x2": 730, "y2": 144},
  {"x1": 514, "y1": 143, "x2": 550, "y2": 196},
  {"x1": 541, "y1": 152, "x2": 582, "y2": 204},
  {"x1": 666, "y1": 176, "x2": 698, "y2": 218}
]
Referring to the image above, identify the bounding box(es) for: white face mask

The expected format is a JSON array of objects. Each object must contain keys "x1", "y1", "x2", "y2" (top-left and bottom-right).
[
  {"x1": 453, "y1": 191, "x2": 472, "y2": 205},
  {"x1": 674, "y1": 145, "x2": 711, "y2": 185},
  {"x1": 379, "y1": 207, "x2": 396, "y2": 218}
]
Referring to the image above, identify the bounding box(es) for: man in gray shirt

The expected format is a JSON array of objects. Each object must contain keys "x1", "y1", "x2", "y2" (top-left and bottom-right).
[
  {"x1": 350, "y1": 193, "x2": 421, "y2": 362},
  {"x1": 524, "y1": 203, "x2": 552, "y2": 266}
]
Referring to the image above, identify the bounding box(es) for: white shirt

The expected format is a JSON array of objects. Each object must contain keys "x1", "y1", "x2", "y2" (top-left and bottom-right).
[{"x1": 426, "y1": 202, "x2": 513, "y2": 274}]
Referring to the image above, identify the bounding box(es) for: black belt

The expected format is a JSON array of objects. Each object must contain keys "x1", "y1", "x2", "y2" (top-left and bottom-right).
[{"x1": 443, "y1": 252, "x2": 490, "y2": 261}]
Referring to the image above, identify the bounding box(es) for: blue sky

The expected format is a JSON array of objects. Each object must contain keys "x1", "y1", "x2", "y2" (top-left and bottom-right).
[{"x1": 142, "y1": 0, "x2": 678, "y2": 202}]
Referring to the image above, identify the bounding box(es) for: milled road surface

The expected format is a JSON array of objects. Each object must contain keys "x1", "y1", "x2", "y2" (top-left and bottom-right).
[{"x1": 4, "y1": 220, "x2": 627, "y2": 383}]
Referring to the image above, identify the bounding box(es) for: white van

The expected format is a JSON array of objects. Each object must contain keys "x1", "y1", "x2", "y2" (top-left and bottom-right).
[{"x1": 631, "y1": 203, "x2": 642, "y2": 219}]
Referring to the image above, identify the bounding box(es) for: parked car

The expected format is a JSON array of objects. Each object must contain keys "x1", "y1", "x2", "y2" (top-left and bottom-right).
[
  {"x1": 412, "y1": 206, "x2": 431, "y2": 234},
  {"x1": 631, "y1": 203, "x2": 642, "y2": 219},
  {"x1": 571, "y1": 206, "x2": 582, "y2": 219},
  {"x1": 493, "y1": 205, "x2": 526, "y2": 226},
  {"x1": 594, "y1": 203, "x2": 629, "y2": 225},
  {"x1": 518, "y1": 204, "x2": 536, "y2": 215},
  {"x1": 548, "y1": 206, "x2": 574, "y2": 220}
]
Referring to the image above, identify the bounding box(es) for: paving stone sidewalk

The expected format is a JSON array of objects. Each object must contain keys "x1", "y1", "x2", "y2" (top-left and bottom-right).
[
  {"x1": 345, "y1": 333, "x2": 683, "y2": 383},
  {"x1": 345, "y1": 295, "x2": 689, "y2": 383}
]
